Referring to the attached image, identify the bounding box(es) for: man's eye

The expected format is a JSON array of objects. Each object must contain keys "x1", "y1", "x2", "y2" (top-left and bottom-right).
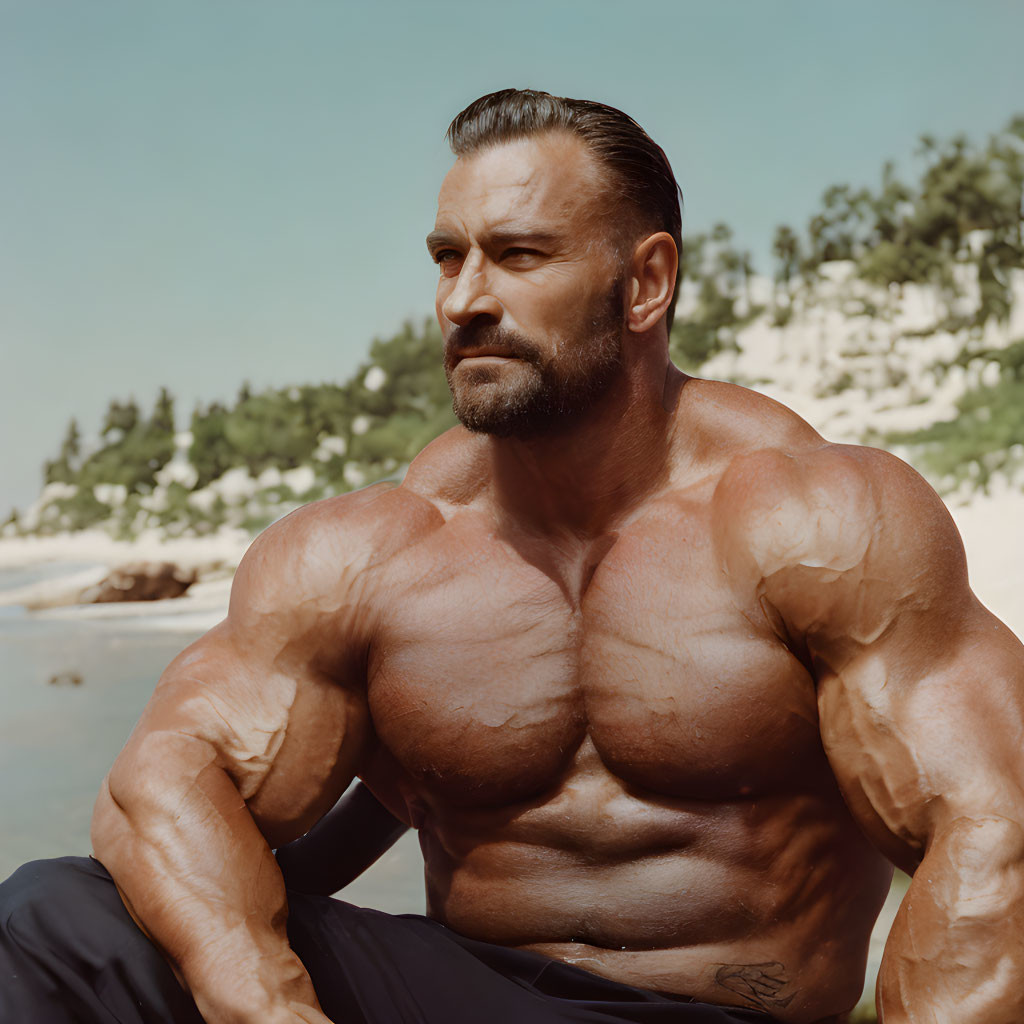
[
  {"x1": 502, "y1": 248, "x2": 539, "y2": 260},
  {"x1": 433, "y1": 250, "x2": 462, "y2": 276}
]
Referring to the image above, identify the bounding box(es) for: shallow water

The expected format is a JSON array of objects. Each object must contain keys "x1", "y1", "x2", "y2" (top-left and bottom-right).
[{"x1": 0, "y1": 580, "x2": 426, "y2": 912}]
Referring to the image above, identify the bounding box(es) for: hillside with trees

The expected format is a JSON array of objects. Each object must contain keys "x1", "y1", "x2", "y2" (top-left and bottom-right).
[{"x1": 7, "y1": 114, "x2": 1024, "y2": 541}]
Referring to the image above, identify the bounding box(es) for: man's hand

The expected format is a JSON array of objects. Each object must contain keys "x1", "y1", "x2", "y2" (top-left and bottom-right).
[
  {"x1": 719, "y1": 444, "x2": 1024, "y2": 1023},
  {"x1": 90, "y1": 487, "x2": 398, "y2": 1024}
]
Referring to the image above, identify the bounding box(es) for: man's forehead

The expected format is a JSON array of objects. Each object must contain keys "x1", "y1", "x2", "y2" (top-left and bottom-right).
[{"x1": 434, "y1": 133, "x2": 606, "y2": 232}]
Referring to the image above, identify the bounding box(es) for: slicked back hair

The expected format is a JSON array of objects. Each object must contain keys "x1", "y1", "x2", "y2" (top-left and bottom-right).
[{"x1": 446, "y1": 88, "x2": 684, "y2": 332}]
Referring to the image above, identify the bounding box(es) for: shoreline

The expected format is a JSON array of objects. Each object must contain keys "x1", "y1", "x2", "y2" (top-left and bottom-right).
[
  {"x1": 1, "y1": 490, "x2": 1021, "y2": 633},
  {"x1": 0, "y1": 528, "x2": 252, "y2": 631},
  {"x1": 0, "y1": 527, "x2": 253, "y2": 572}
]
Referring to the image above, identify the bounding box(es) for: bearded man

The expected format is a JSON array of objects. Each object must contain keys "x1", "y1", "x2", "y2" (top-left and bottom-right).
[{"x1": 3, "y1": 89, "x2": 1024, "y2": 1024}]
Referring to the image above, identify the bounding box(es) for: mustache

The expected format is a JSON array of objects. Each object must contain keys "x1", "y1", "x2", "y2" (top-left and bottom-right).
[{"x1": 444, "y1": 325, "x2": 544, "y2": 366}]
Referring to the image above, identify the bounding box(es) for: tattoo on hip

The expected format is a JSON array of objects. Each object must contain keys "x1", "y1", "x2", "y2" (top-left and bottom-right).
[{"x1": 714, "y1": 961, "x2": 796, "y2": 1011}]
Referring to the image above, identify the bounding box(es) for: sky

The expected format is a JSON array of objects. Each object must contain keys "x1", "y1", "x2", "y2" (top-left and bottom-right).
[{"x1": 3, "y1": 0, "x2": 1024, "y2": 513}]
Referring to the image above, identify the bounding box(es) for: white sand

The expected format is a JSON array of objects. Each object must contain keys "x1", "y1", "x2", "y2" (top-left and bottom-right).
[
  {"x1": 949, "y1": 491, "x2": 1024, "y2": 638},
  {"x1": 0, "y1": 527, "x2": 251, "y2": 572}
]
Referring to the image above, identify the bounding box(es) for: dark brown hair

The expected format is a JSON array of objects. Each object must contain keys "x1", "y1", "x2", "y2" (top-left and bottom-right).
[{"x1": 447, "y1": 88, "x2": 684, "y2": 331}]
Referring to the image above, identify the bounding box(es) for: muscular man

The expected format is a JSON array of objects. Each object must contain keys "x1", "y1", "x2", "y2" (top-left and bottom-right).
[{"x1": 3, "y1": 89, "x2": 1023, "y2": 1024}]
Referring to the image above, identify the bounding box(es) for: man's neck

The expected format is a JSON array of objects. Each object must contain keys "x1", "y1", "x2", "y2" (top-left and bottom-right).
[{"x1": 485, "y1": 361, "x2": 689, "y2": 541}]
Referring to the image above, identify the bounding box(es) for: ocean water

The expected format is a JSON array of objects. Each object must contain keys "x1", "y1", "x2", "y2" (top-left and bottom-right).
[{"x1": 0, "y1": 565, "x2": 426, "y2": 913}]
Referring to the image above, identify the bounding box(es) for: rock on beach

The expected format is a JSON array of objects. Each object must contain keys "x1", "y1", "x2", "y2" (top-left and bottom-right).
[{"x1": 77, "y1": 561, "x2": 198, "y2": 604}]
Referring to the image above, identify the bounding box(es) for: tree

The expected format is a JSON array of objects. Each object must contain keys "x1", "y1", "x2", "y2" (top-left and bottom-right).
[
  {"x1": 669, "y1": 275, "x2": 737, "y2": 368},
  {"x1": 678, "y1": 233, "x2": 707, "y2": 284},
  {"x1": 771, "y1": 225, "x2": 801, "y2": 321},
  {"x1": 61, "y1": 418, "x2": 81, "y2": 466},
  {"x1": 190, "y1": 401, "x2": 238, "y2": 489},
  {"x1": 772, "y1": 225, "x2": 801, "y2": 286},
  {"x1": 101, "y1": 398, "x2": 139, "y2": 438},
  {"x1": 43, "y1": 418, "x2": 83, "y2": 484},
  {"x1": 150, "y1": 387, "x2": 176, "y2": 435}
]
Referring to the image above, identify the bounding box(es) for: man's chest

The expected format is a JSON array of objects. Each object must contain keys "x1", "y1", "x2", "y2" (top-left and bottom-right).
[{"x1": 363, "y1": 505, "x2": 823, "y2": 807}]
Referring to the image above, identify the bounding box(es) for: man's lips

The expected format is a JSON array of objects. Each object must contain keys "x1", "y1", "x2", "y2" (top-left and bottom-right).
[{"x1": 454, "y1": 348, "x2": 520, "y2": 362}]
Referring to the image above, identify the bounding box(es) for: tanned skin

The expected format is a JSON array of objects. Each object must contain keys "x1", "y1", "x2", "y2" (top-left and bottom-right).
[{"x1": 91, "y1": 133, "x2": 1024, "y2": 1024}]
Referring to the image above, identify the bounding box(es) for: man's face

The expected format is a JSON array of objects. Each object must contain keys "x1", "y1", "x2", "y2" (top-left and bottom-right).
[{"x1": 428, "y1": 133, "x2": 627, "y2": 438}]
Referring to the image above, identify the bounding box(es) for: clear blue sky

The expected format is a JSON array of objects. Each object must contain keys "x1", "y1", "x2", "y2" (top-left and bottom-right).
[{"x1": 3, "y1": 0, "x2": 1024, "y2": 512}]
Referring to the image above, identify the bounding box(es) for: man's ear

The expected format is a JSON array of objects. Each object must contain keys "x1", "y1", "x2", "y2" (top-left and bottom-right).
[{"x1": 626, "y1": 232, "x2": 678, "y2": 333}]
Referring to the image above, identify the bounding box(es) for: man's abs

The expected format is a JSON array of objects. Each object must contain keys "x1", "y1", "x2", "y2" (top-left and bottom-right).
[{"x1": 383, "y1": 731, "x2": 887, "y2": 1022}]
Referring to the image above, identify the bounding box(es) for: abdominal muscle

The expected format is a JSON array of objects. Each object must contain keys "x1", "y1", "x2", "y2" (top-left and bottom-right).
[{"x1": 408, "y1": 743, "x2": 891, "y2": 1023}]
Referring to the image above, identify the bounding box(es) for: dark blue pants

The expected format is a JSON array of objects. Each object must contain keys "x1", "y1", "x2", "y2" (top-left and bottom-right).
[{"x1": 0, "y1": 856, "x2": 776, "y2": 1023}]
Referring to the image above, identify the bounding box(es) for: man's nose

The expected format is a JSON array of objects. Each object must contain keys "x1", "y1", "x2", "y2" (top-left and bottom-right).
[{"x1": 440, "y1": 256, "x2": 503, "y2": 327}]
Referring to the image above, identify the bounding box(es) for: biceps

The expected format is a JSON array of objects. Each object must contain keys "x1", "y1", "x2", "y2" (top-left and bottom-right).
[{"x1": 243, "y1": 672, "x2": 371, "y2": 845}]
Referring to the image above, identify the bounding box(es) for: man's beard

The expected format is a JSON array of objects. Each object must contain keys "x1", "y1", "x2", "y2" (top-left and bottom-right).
[{"x1": 443, "y1": 281, "x2": 625, "y2": 439}]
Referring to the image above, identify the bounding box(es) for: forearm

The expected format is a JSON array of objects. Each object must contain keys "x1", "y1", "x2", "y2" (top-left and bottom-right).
[
  {"x1": 91, "y1": 737, "x2": 328, "y2": 1024},
  {"x1": 878, "y1": 815, "x2": 1024, "y2": 1023}
]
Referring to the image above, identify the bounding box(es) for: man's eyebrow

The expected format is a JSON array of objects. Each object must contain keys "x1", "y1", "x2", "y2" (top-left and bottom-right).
[
  {"x1": 426, "y1": 226, "x2": 561, "y2": 252},
  {"x1": 426, "y1": 229, "x2": 459, "y2": 253},
  {"x1": 486, "y1": 227, "x2": 561, "y2": 248}
]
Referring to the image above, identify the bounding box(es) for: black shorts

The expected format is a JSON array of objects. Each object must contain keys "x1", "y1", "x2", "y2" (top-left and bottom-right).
[{"x1": 0, "y1": 857, "x2": 777, "y2": 1023}]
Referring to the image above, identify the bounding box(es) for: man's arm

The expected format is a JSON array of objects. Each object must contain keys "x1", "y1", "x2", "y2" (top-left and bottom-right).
[
  {"x1": 721, "y1": 444, "x2": 1024, "y2": 1023},
  {"x1": 90, "y1": 494, "x2": 386, "y2": 1024}
]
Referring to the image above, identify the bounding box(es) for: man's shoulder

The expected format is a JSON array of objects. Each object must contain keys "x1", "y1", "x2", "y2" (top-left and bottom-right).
[
  {"x1": 259, "y1": 479, "x2": 442, "y2": 558},
  {"x1": 231, "y1": 477, "x2": 449, "y2": 618},
  {"x1": 675, "y1": 376, "x2": 822, "y2": 454},
  {"x1": 233, "y1": 426, "x2": 487, "y2": 596},
  {"x1": 689, "y1": 379, "x2": 957, "y2": 580}
]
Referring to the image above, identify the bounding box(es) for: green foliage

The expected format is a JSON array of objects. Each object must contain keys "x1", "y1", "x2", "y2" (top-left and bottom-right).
[
  {"x1": 857, "y1": 238, "x2": 945, "y2": 288},
  {"x1": 26, "y1": 318, "x2": 456, "y2": 536},
  {"x1": 44, "y1": 418, "x2": 82, "y2": 485},
  {"x1": 670, "y1": 276, "x2": 738, "y2": 368},
  {"x1": 41, "y1": 489, "x2": 112, "y2": 535},
  {"x1": 772, "y1": 225, "x2": 801, "y2": 285},
  {"x1": 887, "y1": 349, "x2": 1024, "y2": 491},
  {"x1": 184, "y1": 317, "x2": 454, "y2": 500},
  {"x1": 190, "y1": 401, "x2": 236, "y2": 489},
  {"x1": 673, "y1": 227, "x2": 757, "y2": 369},
  {"x1": 222, "y1": 391, "x2": 319, "y2": 476},
  {"x1": 768, "y1": 114, "x2": 1024, "y2": 329},
  {"x1": 76, "y1": 418, "x2": 174, "y2": 494},
  {"x1": 101, "y1": 398, "x2": 139, "y2": 438},
  {"x1": 150, "y1": 386, "x2": 175, "y2": 435}
]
